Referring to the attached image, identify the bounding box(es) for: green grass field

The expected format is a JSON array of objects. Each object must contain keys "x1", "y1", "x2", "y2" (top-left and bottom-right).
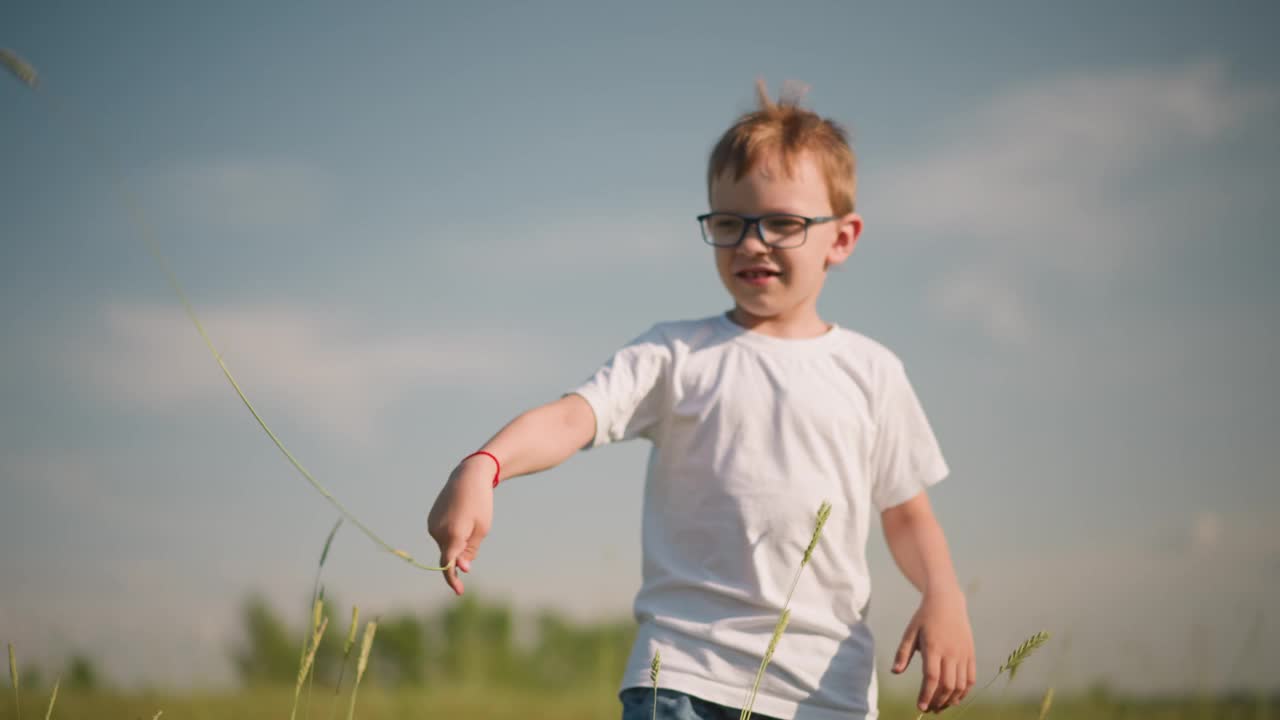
[{"x1": 0, "y1": 687, "x2": 1273, "y2": 720}]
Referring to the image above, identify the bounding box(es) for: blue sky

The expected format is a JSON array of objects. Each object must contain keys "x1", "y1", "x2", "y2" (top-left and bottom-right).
[{"x1": 2, "y1": 0, "x2": 1278, "y2": 696}]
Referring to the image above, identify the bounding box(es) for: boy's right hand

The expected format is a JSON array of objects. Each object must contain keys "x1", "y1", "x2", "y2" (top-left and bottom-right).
[{"x1": 427, "y1": 455, "x2": 496, "y2": 596}]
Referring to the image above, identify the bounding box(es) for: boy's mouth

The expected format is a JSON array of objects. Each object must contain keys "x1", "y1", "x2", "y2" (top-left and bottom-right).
[
  {"x1": 735, "y1": 268, "x2": 781, "y2": 285},
  {"x1": 735, "y1": 269, "x2": 781, "y2": 279}
]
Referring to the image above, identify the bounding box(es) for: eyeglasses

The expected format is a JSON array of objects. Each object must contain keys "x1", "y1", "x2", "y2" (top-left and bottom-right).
[{"x1": 696, "y1": 212, "x2": 838, "y2": 249}]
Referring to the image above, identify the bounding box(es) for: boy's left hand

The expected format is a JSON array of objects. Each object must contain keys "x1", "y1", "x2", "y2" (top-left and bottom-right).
[{"x1": 891, "y1": 586, "x2": 975, "y2": 713}]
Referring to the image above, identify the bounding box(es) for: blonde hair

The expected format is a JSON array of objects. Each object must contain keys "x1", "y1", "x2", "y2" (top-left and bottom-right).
[{"x1": 707, "y1": 79, "x2": 857, "y2": 214}]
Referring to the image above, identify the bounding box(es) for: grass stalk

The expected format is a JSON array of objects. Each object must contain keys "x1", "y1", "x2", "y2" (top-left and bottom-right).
[
  {"x1": 301, "y1": 519, "x2": 341, "y2": 719},
  {"x1": 0, "y1": 53, "x2": 453, "y2": 575},
  {"x1": 328, "y1": 606, "x2": 361, "y2": 720},
  {"x1": 1038, "y1": 687, "x2": 1054, "y2": 720},
  {"x1": 949, "y1": 631, "x2": 1050, "y2": 719},
  {"x1": 650, "y1": 650, "x2": 661, "y2": 720},
  {"x1": 291, "y1": 607, "x2": 329, "y2": 720},
  {"x1": 345, "y1": 618, "x2": 378, "y2": 720},
  {"x1": 9, "y1": 642, "x2": 20, "y2": 720},
  {"x1": 42, "y1": 677, "x2": 58, "y2": 720},
  {"x1": 739, "y1": 501, "x2": 831, "y2": 720}
]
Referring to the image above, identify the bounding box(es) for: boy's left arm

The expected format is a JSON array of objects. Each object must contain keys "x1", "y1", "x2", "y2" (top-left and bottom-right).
[{"x1": 881, "y1": 490, "x2": 975, "y2": 714}]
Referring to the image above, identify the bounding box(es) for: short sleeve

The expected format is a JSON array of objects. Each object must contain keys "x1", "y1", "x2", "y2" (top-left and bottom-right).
[
  {"x1": 566, "y1": 325, "x2": 671, "y2": 449},
  {"x1": 870, "y1": 360, "x2": 949, "y2": 512}
]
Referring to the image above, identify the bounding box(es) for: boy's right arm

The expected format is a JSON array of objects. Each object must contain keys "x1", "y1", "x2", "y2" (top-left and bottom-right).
[{"x1": 427, "y1": 392, "x2": 596, "y2": 595}]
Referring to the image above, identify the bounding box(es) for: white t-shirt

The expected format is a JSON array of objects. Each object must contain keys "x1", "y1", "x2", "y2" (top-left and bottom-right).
[{"x1": 569, "y1": 312, "x2": 949, "y2": 720}]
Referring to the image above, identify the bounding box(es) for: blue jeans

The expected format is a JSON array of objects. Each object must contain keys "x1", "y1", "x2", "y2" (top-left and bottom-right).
[{"x1": 619, "y1": 687, "x2": 783, "y2": 720}]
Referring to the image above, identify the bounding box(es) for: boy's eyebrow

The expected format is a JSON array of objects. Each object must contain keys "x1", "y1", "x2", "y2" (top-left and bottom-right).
[{"x1": 708, "y1": 207, "x2": 814, "y2": 216}]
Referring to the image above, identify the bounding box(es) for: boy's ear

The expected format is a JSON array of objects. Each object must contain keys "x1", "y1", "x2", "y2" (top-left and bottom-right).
[{"x1": 828, "y1": 212, "x2": 863, "y2": 265}]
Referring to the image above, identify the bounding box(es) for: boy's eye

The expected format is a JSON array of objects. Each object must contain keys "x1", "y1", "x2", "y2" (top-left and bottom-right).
[
  {"x1": 763, "y1": 216, "x2": 806, "y2": 235},
  {"x1": 710, "y1": 217, "x2": 744, "y2": 232}
]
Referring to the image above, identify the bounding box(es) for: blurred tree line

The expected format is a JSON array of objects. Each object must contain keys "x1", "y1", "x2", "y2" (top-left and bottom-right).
[{"x1": 231, "y1": 592, "x2": 636, "y2": 692}]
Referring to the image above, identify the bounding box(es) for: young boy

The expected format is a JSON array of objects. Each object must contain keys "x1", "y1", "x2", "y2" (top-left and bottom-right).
[{"x1": 427, "y1": 81, "x2": 975, "y2": 719}]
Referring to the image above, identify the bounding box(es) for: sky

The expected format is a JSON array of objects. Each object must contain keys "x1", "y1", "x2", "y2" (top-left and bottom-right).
[{"x1": 2, "y1": 0, "x2": 1278, "y2": 697}]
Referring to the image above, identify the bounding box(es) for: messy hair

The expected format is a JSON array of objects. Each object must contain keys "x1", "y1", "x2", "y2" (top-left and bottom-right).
[{"x1": 707, "y1": 79, "x2": 857, "y2": 214}]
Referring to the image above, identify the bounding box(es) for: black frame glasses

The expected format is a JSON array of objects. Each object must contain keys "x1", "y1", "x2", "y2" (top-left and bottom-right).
[{"x1": 696, "y1": 212, "x2": 839, "y2": 249}]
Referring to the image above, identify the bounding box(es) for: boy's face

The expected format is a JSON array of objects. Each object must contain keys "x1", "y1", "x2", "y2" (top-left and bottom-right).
[{"x1": 708, "y1": 150, "x2": 862, "y2": 330}]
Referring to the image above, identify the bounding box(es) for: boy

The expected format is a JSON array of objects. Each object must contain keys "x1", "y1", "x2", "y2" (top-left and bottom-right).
[{"x1": 427, "y1": 81, "x2": 975, "y2": 718}]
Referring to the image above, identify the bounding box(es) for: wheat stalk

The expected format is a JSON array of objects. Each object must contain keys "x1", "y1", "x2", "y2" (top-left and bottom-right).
[
  {"x1": 739, "y1": 500, "x2": 831, "y2": 720},
  {"x1": 999, "y1": 631, "x2": 1049, "y2": 682},
  {"x1": 291, "y1": 598, "x2": 328, "y2": 720},
  {"x1": 1038, "y1": 687, "x2": 1055, "y2": 720},
  {"x1": 9, "y1": 643, "x2": 19, "y2": 720},
  {"x1": 291, "y1": 607, "x2": 330, "y2": 717},
  {"x1": 950, "y1": 631, "x2": 1051, "y2": 719},
  {"x1": 650, "y1": 650, "x2": 661, "y2": 720},
  {"x1": 327, "y1": 606, "x2": 361, "y2": 720},
  {"x1": 41, "y1": 677, "x2": 58, "y2": 720},
  {"x1": 345, "y1": 618, "x2": 378, "y2": 720}
]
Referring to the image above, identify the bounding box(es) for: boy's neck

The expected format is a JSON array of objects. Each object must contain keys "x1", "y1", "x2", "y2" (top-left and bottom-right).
[{"x1": 727, "y1": 307, "x2": 833, "y2": 339}]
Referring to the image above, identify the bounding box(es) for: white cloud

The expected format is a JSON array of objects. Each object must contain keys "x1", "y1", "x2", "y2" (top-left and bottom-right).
[
  {"x1": 442, "y1": 214, "x2": 698, "y2": 271},
  {"x1": 929, "y1": 264, "x2": 1033, "y2": 344},
  {"x1": 65, "y1": 301, "x2": 569, "y2": 442},
  {"x1": 152, "y1": 158, "x2": 338, "y2": 229},
  {"x1": 869, "y1": 60, "x2": 1276, "y2": 342}
]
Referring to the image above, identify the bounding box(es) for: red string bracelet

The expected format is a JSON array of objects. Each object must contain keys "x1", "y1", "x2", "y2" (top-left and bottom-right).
[{"x1": 463, "y1": 450, "x2": 501, "y2": 488}]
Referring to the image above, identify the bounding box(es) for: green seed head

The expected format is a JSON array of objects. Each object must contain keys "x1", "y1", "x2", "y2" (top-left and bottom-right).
[
  {"x1": 764, "y1": 609, "x2": 791, "y2": 664},
  {"x1": 802, "y1": 501, "x2": 833, "y2": 567},
  {"x1": 0, "y1": 49, "x2": 39, "y2": 88},
  {"x1": 343, "y1": 606, "x2": 360, "y2": 656},
  {"x1": 319, "y1": 518, "x2": 342, "y2": 568},
  {"x1": 355, "y1": 619, "x2": 378, "y2": 682},
  {"x1": 999, "y1": 631, "x2": 1050, "y2": 681},
  {"x1": 311, "y1": 596, "x2": 324, "y2": 634},
  {"x1": 650, "y1": 650, "x2": 661, "y2": 686}
]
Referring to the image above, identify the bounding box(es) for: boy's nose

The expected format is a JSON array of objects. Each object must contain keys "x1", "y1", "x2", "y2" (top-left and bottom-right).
[{"x1": 737, "y1": 222, "x2": 770, "y2": 253}]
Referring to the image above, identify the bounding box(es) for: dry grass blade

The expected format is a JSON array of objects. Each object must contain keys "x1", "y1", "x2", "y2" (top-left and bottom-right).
[
  {"x1": 9, "y1": 642, "x2": 19, "y2": 720},
  {"x1": 1038, "y1": 687, "x2": 1055, "y2": 720},
  {"x1": 2, "y1": 42, "x2": 458, "y2": 579},
  {"x1": 42, "y1": 677, "x2": 58, "y2": 720},
  {"x1": 152, "y1": 712, "x2": 163, "y2": 720},
  {"x1": 345, "y1": 618, "x2": 378, "y2": 720},
  {"x1": 999, "y1": 631, "x2": 1050, "y2": 682},
  {"x1": 0, "y1": 48, "x2": 38, "y2": 88}
]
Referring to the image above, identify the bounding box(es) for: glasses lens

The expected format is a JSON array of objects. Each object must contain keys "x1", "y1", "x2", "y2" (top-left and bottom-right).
[
  {"x1": 702, "y1": 214, "x2": 745, "y2": 246},
  {"x1": 761, "y1": 215, "x2": 807, "y2": 248}
]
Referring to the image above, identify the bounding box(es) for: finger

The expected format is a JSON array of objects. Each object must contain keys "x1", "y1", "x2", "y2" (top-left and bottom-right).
[
  {"x1": 918, "y1": 649, "x2": 941, "y2": 712},
  {"x1": 439, "y1": 534, "x2": 467, "y2": 595},
  {"x1": 893, "y1": 624, "x2": 919, "y2": 674},
  {"x1": 961, "y1": 654, "x2": 976, "y2": 701},
  {"x1": 457, "y1": 544, "x2": 478, "y2": 574},
  {"x1": 942, "y1": 657, "x2": 963, "y2": 710},
  {"x1": 928, "y1": 657, "x2": 953, "y2": 713},
  {"x1": 957, "y1": 661, "x2": 972, "y2": 702}
]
